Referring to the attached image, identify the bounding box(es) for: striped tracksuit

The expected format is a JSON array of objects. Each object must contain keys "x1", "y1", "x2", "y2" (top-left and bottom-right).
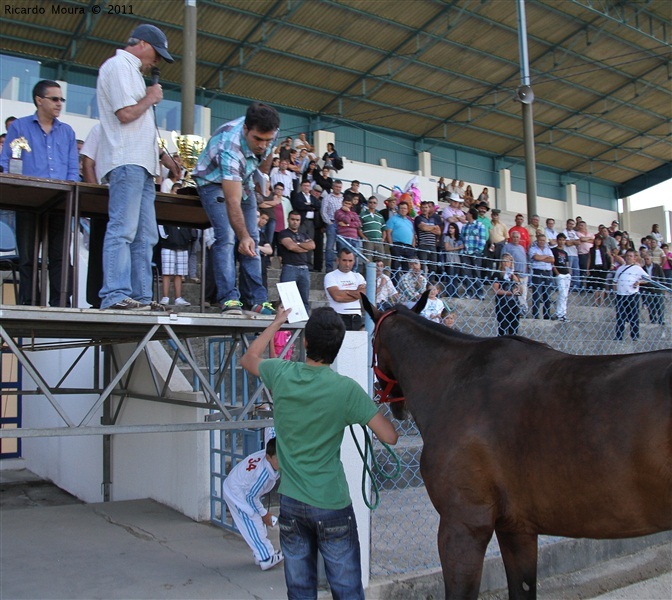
[{"x1": 222, "y1": 449, "x2": 279, "y2": 563}]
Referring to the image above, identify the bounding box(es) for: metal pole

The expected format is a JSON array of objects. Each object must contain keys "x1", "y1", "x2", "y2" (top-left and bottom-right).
[
  {"x1": 517, "y1": 0, "x2": 538, "y2": 219},
  {"x1": 181, "y1": 0, "x2": 197, "y2": 134}
]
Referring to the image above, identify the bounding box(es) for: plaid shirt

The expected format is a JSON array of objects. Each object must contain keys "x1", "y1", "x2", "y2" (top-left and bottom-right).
[
  {"x1": 461, "y1": 220, "x2": 487, "y2": 255},
  {"x1": 398, "y1": 271, "x2": 428, "y2": 303},
  {"x1": 193, "y1": 116, "x2": 276, "y2": 200}
]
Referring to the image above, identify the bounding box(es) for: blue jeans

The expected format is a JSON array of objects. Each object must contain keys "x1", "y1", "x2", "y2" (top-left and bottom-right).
[
  {"x1": 324, "y1": 223, "x2": 337, "y2": 272},
  {"x1": 198, "y1": 182, "x2": 267, "y2": 306},
  {"x1": 100, "y1": 166, "x2": 157, "y2": 308},
  {"x1": 615, "y1": 294, "x2": 640, "y2": 340},
  {"x1": 279, "y1": 495, "x2": 364, "y2": 600},
  {"x1": 568, "y1": 255, "x2": 580, "y2": 289},
  {"x1": 281, "y1": 264, "x2": 310, "y2": 312}
]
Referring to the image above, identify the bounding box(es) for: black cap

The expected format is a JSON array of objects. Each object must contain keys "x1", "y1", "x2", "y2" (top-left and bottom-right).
[{"x1": 131, "y1": 24, "x2": 174, "y2": 63}]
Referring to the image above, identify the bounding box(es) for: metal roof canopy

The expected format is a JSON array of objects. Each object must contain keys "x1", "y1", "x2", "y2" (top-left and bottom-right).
[{"x1": 0, "y1": 0, "x2": 669, "y2": 194}]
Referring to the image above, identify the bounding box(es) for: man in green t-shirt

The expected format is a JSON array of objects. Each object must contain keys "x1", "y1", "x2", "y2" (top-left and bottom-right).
[{"x1": 241, "y1": 307, "x2": 397, "y2": 599}]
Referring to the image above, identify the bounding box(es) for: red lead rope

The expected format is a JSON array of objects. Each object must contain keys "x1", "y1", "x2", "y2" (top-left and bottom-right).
[{"x1": 372, "y1": 309, "x2": 406, "y2": 404}]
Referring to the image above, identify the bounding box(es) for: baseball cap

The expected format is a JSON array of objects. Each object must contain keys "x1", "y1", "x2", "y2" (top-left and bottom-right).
[{"x1": 131, "y1": 24, "x2": 174, "y2": 63}]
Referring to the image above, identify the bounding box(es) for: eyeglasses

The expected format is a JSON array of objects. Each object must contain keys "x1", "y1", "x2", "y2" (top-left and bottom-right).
[{"x1": 41, "y1": 96, "x2": 66, "y2": 103}]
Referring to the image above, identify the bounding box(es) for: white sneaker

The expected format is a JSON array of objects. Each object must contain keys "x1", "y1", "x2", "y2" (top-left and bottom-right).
[
  {"x1": 259, "y1": 550, "x2": 283, "y2": 571},
  {"x1": 159, "y1": 297, "x2": 170, "y2": 305},
  {"x1": 174, "y1": 297, "x2": 191, "y2": 306}
]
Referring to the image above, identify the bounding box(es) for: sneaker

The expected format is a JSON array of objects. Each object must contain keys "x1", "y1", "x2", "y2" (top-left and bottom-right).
[
  {"x1": 142, "y1": 301, "x2": 168, "y2": 312},
  {"x1": 250, "y1": 302, "x2": 276, "y2": 315},
  {"x1": 221, "y1": 300, "x2": 244, "y2": 315},
  {"x1": 259, "y1": 550, "x2": 283, "y2": 571},
  {"x1": 103, "y1": 297, "x2": 150, "y2": 311},
  {"x1": 159, "y1": 297, "x2": 170, "y2": 305},
  {"x1": 174, "y1": 297, "x2": 191, "y2": 306},
  {"x1": 559, "y1": 316, "x2": 568, "y2": 322}
]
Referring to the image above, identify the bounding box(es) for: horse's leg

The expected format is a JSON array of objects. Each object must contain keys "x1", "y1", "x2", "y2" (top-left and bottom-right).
[
  {"x1": 437, "y1": 516, "x2": 493, "y2": 600},
  {"x1": 495, "y1": 530, "x2": 538, "y2": 600}
]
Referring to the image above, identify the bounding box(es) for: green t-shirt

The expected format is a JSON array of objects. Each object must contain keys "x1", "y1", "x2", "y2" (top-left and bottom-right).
[{"x1": 258, "y1": 359, "x2": 379, "y2": 509}]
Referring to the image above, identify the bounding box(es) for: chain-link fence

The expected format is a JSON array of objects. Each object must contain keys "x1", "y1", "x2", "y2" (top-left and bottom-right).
[{"x1": 368, "y1": 247, "x2": 671, "y2": 578}]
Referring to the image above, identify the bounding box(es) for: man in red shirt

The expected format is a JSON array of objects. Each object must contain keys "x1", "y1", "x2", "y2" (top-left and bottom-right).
[{"x1": 508, "y1": 213, "x2": 531, "y2": 250}]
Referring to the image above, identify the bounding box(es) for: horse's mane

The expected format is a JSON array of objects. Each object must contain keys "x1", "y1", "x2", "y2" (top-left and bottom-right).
[{"x1": 394, "y1": 304, "x2": 552, "y2": 350}]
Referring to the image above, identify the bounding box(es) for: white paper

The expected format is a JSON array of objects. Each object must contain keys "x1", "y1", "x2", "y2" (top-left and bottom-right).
[
  {"x1": 253, "y1": 169, "x2": 270, "y2": 197},
  {"x1": 277, "y1": 281, "x2": 309, "y2": 323}
]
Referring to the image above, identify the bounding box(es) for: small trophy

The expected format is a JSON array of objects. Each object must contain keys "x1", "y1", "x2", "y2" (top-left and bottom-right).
[
  {"x1": 171, "y1": 131, "x2": 206, "y2": 187},
  {"x1": 9, "y1": 137, "x2": 31, "y2": 175}
]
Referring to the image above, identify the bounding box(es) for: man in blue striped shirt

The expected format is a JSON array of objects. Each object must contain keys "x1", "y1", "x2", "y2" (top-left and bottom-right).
[{"x1": 193, "y1": 103, "x2": 280, "y2": 315}]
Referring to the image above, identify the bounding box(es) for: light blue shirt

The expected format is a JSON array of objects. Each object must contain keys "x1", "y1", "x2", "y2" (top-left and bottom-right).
[
  {"x1": 0, "y1": 113, "x2": 79, "y2": 181},
  {"x1": 385, "y1": 213, "x2": 414, "y2": 245}
]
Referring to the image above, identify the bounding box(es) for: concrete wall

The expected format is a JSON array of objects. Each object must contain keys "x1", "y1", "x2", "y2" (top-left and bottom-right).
[
  {"x1": 624, "y1": 205, "x2": 670, "y2": 245},
  {"x1": 21, "y1": 344, "x2": 105, "y2": 503}
]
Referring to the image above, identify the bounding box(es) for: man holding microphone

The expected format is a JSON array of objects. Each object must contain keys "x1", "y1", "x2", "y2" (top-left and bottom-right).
[{"x1": 97, "y1": 24, "x2": 177, "y2": 310}]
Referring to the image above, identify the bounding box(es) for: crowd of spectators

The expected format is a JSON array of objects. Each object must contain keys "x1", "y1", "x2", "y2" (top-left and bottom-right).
[{"x1": 0, "y1": 49, "x2": 669, "y2": 335}]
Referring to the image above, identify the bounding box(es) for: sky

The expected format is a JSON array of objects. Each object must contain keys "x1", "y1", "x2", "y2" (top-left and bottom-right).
[{"x1": 628, "y1": 178, "x2": 672, "y2": 211}]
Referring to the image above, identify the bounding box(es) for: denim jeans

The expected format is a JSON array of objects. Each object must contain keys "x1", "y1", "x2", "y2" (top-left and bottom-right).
[
  {"x1": 198, "y1": 182, "x2": 267, "y2": 306},
  {"x1": 281, "y1": 264, "x2": 310, "y2": 312},
  {"x1": 325, "y1": 223, "x2": 337, "y2": 272},
  {"x1": 531, "y1": 269, "x2": 552, "y2": 319},
  {"x1": 461, "y1": 254, "x2": 484, "y2": 298},
  {"x1": 568, "y1": 255, "x2": 580, "y2": 289},
  {"x1": 279, "y1": 495, "x2": 364, "y2": 600},
  {"x1": 615, "y1": 294, "x2": 640, "y2": 340},
  {"x1": 100, "y1": 165, "x2": 157, "y2": 308}
]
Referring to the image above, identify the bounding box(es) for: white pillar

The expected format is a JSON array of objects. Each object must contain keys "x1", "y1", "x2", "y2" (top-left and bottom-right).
[
  {"x1": 418, "y1": 151, "x2": 432, "y2": 177},
  {"x1": 332, "y1": 330, "x2": 372, "y2": 589},
  {"x1": 498, "y1": 168, "x2": 512, "y2": 212},
  {"x1": 621, "y1": 195, "x2": 631, "y2": 234},
  {"x1": 566, "y1": 183, "x2": 578, "y2": 221}
]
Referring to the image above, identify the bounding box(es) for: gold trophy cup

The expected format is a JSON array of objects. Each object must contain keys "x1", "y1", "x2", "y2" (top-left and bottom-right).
[{"x1": 171, "y1": 132, "x2": 206, "y2": 187}]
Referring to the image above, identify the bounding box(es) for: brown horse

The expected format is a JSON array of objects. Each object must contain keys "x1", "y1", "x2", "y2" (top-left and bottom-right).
[{"x1": 362, "y1": 293, "x2": 672, "y2": 599}]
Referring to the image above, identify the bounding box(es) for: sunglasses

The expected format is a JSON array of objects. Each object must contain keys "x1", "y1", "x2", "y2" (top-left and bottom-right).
[{"x1": 42, "y1": 96, "x2": 66, "y2": 103}]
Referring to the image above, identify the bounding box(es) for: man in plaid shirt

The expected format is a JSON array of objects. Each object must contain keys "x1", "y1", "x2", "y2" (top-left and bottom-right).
[
  {"x1": 461, "y1": 207, "x2": 488, "y2": 299},
  {"x1": 193, "y1": 103, "x2": 280, "y2": 315}
]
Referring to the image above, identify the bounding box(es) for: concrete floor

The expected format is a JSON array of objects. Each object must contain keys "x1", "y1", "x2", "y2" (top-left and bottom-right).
[{"x1": 1, "y1": 468, "x2": 670, "y2": 600}]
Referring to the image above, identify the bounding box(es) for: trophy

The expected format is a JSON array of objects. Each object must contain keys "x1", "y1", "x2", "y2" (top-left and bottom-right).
[
  {"x1": 171, "y1": 131, "x2": 206, "y2": 187},
  {"x1": 8, "y1": 137, "x2": 31, "y2": 175}
]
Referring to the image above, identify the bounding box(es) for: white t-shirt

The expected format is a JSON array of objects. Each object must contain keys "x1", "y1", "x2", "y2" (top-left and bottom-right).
[
  {"x1": 614, "y1": 263, "x2": 646, "y2": 296},
  {"x1": 563, "y1": 229, "x2": 580, "y2": 257},
  {"x1": 324, "y1": 269, "x2": 366, "y2": 315}
]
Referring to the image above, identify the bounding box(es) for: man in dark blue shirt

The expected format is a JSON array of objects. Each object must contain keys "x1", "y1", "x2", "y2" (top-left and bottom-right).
[{"x1": 0, "y1": 80, "x2": 79, "y2": 306}]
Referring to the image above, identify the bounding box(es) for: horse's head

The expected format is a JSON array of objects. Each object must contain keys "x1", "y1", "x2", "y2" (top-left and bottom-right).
[{"x1": 361, "y1": 292, "x2": 430, "y2": 420}]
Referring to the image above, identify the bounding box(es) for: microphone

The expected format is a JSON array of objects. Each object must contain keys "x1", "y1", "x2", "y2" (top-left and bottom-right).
[{"x1": 151, "y1": 67, "x2": 160, "y2": 86}]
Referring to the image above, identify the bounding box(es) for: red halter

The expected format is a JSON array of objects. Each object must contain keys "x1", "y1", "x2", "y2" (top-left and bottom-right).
[{"x1": 372, "y1": 309, "x2": 406, "y2": 404}]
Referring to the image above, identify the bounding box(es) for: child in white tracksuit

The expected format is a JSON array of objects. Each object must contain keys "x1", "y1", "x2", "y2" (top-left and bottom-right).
[{"x1": 222, "y1": 437, "x2": 282, "y2": 570}]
